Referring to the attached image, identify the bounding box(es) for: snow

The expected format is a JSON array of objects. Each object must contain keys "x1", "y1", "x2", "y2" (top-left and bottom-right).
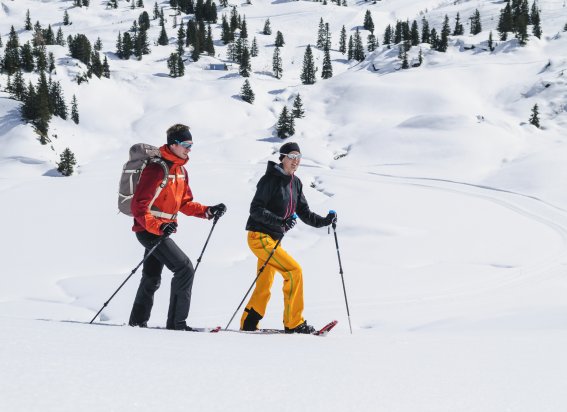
[{"x1": 2, "y1": 0, "x2": 567, "y2": 411}]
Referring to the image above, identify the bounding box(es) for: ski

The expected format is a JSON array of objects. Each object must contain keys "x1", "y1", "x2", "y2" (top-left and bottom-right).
[
  {"x1": 313, "y1": 320, "x2": 338, "y2": 336},
  {"x1": 58, "y1": 320, "x2": 222, "y2": 333},
  {"x1": 225, "y1": 320, "x2": 338, "y2": 336}
]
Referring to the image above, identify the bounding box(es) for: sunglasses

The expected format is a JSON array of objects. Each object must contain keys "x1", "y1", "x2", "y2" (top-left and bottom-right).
[
  {"x1": 176, "y1": 140, "x2": 193, "y2": 149},
  {"x1": 281, "y1": 153, "x2": 302, "y2": 160}
]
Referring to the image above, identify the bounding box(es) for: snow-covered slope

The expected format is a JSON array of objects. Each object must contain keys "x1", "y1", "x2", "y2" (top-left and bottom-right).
[{"x1": 2, "y1": 0, "x2": 567, "y2": 411}]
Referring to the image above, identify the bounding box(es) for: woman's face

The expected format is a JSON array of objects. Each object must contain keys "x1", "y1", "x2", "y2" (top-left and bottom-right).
[{"x1": 281, "y1": 151, "x2": 301, "y2": 175}]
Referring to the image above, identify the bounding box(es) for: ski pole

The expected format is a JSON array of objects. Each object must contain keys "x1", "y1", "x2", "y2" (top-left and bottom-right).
[
  {"x1": 224, "y1": 237, "x2": 283, "y2": 330},
  {"x1": 89, "y1": 235, "x2": 167, "y2": 324},
  {"x1": 194, "y1": 214, "x2": 220, "y2": 272},
  {"x1": 331, "y1": 220, "x2": 353, "y2": 334}
]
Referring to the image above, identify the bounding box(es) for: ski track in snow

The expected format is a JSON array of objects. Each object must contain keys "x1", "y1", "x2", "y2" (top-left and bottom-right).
[{"x1": 308, "y1": 166, "x2": 567, "y2": 304}]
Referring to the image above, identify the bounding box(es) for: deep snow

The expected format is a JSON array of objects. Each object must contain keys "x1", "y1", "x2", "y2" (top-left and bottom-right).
[{"x1": 2, "y1": 0, "x2": 567, "y2": 411}]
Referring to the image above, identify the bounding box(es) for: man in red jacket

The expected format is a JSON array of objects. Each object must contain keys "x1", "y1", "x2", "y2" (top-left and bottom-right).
[{"x1": 129, "y1": 124, "x2": 226, "y2": 331}]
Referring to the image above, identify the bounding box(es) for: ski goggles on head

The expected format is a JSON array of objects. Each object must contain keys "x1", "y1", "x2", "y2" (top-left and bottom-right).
[
  {"x1": 280, "y1": 153, "x2": 302, "y2": 160},
  {"x1": 175, "y1": 140, "x2": 193, "y2": 149}
]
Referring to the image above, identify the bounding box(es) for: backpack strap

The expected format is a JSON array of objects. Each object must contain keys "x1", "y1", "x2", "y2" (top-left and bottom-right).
[{"x1": 147, "y1": 158, "x2": 170, "y2": 217}]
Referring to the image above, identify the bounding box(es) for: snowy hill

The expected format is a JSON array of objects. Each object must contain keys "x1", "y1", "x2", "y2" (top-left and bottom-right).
[{"x1": 2, "y1": 0, "x2": 567, "y2": 411}]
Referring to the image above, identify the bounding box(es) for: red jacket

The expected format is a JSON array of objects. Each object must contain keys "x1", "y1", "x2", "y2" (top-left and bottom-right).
[{"x1": 131, "y1": 145, "x2": 208, "y2": 235}]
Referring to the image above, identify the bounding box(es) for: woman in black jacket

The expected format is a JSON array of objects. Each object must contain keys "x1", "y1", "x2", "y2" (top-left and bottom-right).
[{"x1": 240, "y1": 142, "x2": 337, "y2": 333}]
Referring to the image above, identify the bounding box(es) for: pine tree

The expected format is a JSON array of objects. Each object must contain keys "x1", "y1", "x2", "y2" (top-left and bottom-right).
[
  {"x1": 134, "y1": 27, "x2": 150, "y2": 59},
  {"x1": 63, "y1": 10, "x2": 70, "y2": 26},
  {"x1": 353, "y1": 28, "x2": 365, "y2": 61},
  {"x1": 292, "y1": 94, "x2": 304, "y2": 118},
  {"x1": 383, "y1": 25, "x2": 393, "y2": 48},
  {"x1": 137, "y1": 0, "x2": 144, "y2": 7},
  {"x1": 177, "y1": 25, "x2": 186, "y2": 55},
  {"x1": 453, "y1": 12, "x2": 464, "y2": 35},
  {"x1": 410, "y1": 20, "x2": 420, "y2": 46},
  {"x1": 529, "y1": 103, "x2": 540, "y2": 128},
  {"x1": 240, "y1": 79, "x2": 254, "y2": 103},
  {"x1": 321, "y1": 46, "x2": 333, "y2": 79},
  {"x1": 21, "y1": 42, "x2": 35, "y2": 72},
  {"x1": 272, "y1": 46, "x2": 282, "y2": 79},
  {"x1": 25, "y1": 10, "x2": 33, "y2": 31},
  {"x1": 21, "y1": 82, "x2": 38, "y2": 122},
  {"x1": 317, "y1": 18, "x2": 326, "y2": 49},
  {"x1": 263, "y1": 18, "x2": 272, "y2": 35},
  {"x1": 275, "y1": 31, "x2": 285, "y2": 47},
  {"x1": 239, "y1": 46, "x2": 251, "y2": 77},
  {"x1": 498, "y1": 0, "x2": 513, "y2": 40},
  {"x1": 49, "y1": 81, "x2": 67, "y2": 119},
  {"x1": 363, "y1": 10, "x2": 374, "y2": 33},
  {"x1": 347, "y1": 35, "x2": 353, "y2": 59},
  {"x1": 56, "y1": 28, "x2": 65, "y2": 46},
  {"x1": 187, "y1": 20, "x2": 197, "y2": 47},
  {"x1": 470, "y1": 9, "x2": 482, "y2": 35},
  {"x1": 418, "y1": 48, "x2": 423, "y2": 66},
  {"x1": 34, "y1": 72, "x2": 52, "y2": 143},
  {"x1": 158, "y1": 24, "x2": 169, "y2": 45},
  {"x1": 167, "y1": 52, "x2": 185, "y2": 77},
  {"x1": 339, "y1": 25, "x2": 347, "y2": 54},
  {"x1": 10, "y1": 69, "x2": 26, "y2": 100},
  {"x1": 36, "y1": 47, "x2": 48, "y2": 72},
  {"x1": 515, "y1": 12, "x2": 529, "y2": 45},
  {"x1": 57, "y1": 148, "x2": 77, "y2": 176},
  {"x1": 250, "y1": 37, "x2": 258, "y2": 57},
  {"x1": 286, "y1": 111, "x2": 295, "y2": 137},
  {"x1": 205, "y1": 24, "x2": 215, "y2": 56},
  {"x1": 121, "y1": 32, "x2": 133, "y2": 59},
  {"x1": 3, "y1": 26, "x2": 21, "y2": 75},
  {"x1": 71, "y1": 95, "x2": 79, "y2": 124},
  {"x1": 276, "y1": 106, "x2": 288, "y2": 138},
  {"x1": 229, "y1": 6, "x2": 238, "y2": 32},
  {"x1": 103, "y1": 56, "x2": 110, "y2": 78},
  {"x1": 401, "y1": 49, "x2": 409, "y2": 69},
  {"x1": 276, "y1": 106, "x2": 291, "y2": 138},
  {"x1": 89, "y1": 52, "x2": 103, "y2": 78},
  {"x1": 69, "y1": 34, "x2": 92, "y2": 65},
  {"x1": 153, "y1": 2, "x2": 160, "y2": 19},
  {"x1": 44, "y1": 25, "x2": 56, "y2": 45},
  {"x1": 221, "y1": 16, "x2": 233, "y2": 44},
  {"x1": 139, "y1": 11, "x2": 151, "y2": 31},
  {"x1": 488, "y1": 30, "x2": 495, "y2": 51},
  {"x1": 300, "y1": 45, "x2": 316, "y2": 85},
  {"x1": 240, "y1": 17, "x2": 248, "y2": 39},
  {"x1": 531, "y1": 2, "x2": 542, "y2": 39},
  {"x1": 367, "y1": 33, "x2": 377, "y2": 52},
  {"x1": 116, "y1": 32, "x2": 124, "y2": 58},
  {"x1": 437, "y1": 15, "x2": 450, "y2": 52},
  {"x1": 421, "y1": 18, "x2": 430, "y2": 44},
  {"x1": 94, "y1": 37, "x2": 103, "y2": 52},
  {"x1": 430, "y1": 28, "x2": 439, "y2": 49}
]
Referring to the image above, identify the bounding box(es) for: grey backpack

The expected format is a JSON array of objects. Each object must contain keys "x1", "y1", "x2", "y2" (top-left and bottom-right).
[{"x1": 118, "y1": 143, "x2": 169, "y2": 216}]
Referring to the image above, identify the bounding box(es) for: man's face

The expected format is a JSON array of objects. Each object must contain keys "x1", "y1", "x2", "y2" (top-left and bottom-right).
[{"x1": 170, "y1": 140, "x2": 193, "y2": 159}]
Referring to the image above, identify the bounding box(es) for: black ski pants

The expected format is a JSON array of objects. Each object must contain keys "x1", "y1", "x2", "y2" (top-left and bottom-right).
[{"x1": 129, "y1": 231, "x2": 195, "y2": 330}]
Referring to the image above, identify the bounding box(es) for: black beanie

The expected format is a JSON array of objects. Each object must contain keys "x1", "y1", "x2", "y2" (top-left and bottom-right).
[
  {"x1": 167, "y1": 128, "x2": 193, "y2": 146},
  {"x1": 279, "y1": 142, "x2": 301, "y2": 161}
]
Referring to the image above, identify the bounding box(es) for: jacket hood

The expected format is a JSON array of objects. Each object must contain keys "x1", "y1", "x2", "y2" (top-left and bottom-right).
[{"x1": 266, "y1": 160, "x2": 292, "y2": 182}]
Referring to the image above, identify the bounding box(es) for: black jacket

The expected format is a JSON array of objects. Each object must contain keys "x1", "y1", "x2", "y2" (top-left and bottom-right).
[{"x1": 246, "y1": 161, "x2": 328, "y2": 240}]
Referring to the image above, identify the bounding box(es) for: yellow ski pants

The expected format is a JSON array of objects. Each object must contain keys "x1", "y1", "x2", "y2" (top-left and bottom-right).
[{"x1": 240, "y1": 231, "x2": 304, "y2": 330}]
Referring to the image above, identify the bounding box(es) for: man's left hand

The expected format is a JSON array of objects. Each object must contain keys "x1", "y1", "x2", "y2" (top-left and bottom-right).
[{"x1": 206, "y1": 203, "x2": 227, "y2": 219}]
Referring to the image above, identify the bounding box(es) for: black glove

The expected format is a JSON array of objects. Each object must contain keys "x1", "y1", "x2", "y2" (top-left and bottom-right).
[
  {"x1": 323, "y1": 210, "x2": 337, "y2": 226},
  {"x1": 160, "y1": 222, "x2": 178, "y2": 236},
  {"x1": 283, "y1": 214, "x2": 297, "y2": 232},
  {"x1": 206, "y1": 203, "x2": 227, "y2": 219}
]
